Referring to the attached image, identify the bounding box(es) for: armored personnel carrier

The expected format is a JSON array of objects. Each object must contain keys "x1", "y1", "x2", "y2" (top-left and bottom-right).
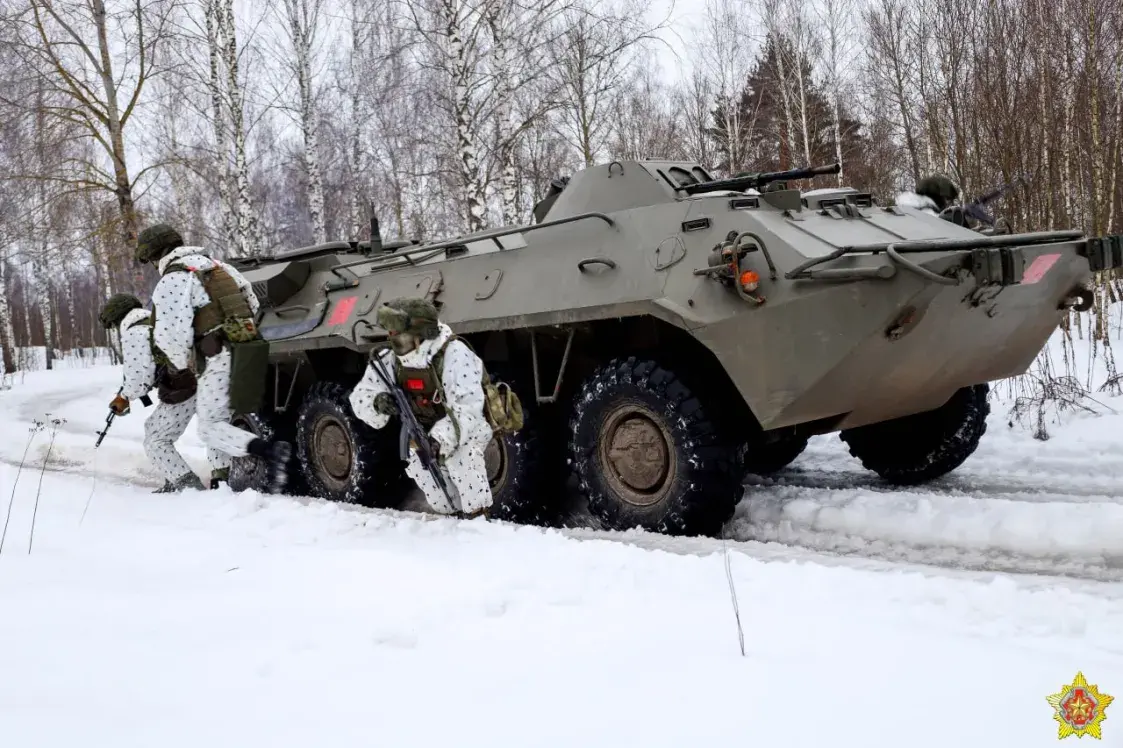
[{"x1": 223, "y1": 159, "x2": 1121, "y2": 537}]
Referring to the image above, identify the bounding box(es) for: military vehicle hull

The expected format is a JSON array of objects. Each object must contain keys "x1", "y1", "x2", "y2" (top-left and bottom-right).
[{"x1": 227, "y1": 159, "x2": 1120, "y2": 537}]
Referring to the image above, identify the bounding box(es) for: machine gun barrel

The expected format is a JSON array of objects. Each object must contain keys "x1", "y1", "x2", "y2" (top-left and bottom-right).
[
  {"x1": 958, "y1": 174, "x2": 1029, "y2": 226},
  {"x1": 681, "y1": 162, "x2": 841, "y2": 196}
]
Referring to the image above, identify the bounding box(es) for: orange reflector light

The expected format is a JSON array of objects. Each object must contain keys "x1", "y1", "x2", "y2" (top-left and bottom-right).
[{"x1": 740, "y1": 270, "x2": 760, "y2": 291}]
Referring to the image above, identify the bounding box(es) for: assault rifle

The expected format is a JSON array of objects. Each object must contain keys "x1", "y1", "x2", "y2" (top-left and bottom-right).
[
  {"x1": 681, "y1": 162, "x2": 842, "y2": 196},
  {"x1": 95, "y1": 385, "x2": 152, "y2": 448},
  {"x1": 367, "y1": 350, "x2": 455, "y2": 507}
]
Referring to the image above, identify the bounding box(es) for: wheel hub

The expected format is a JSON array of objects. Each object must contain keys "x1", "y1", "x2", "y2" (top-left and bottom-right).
[
  {"x1": 599, "y1": 405, "x2": 674, "y2": 506},
  {"x1": 314, "y1": 417, "x2": 352, "y2": 482}
]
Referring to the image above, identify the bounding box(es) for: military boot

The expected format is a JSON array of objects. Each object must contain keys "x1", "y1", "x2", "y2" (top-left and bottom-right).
[
  {"x1": 154, "y1": 472, "x2": 207, "y2": 493},
  {"x1": 209, "y1": 467, "x2": 229, "y2": 490},
  {"x1": 459, "y1": 507, "x2": 490, "y2": 521},
  {"x1": 246, "y1": 438, "x2": 292, "y2": 494}
]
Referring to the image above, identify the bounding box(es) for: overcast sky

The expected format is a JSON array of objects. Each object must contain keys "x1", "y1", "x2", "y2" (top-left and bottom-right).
[{"x1": 645, "y1": 0, "x2": 709, "y2": 84}]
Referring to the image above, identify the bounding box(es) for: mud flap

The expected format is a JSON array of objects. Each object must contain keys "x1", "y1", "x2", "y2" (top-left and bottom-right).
[{"x1": 229, "y1": 339, "x2": 269, "y2": 416}]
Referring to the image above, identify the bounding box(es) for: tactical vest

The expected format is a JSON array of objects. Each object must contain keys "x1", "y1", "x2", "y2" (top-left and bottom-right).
[
  {"x1": 393, "y1": 335, "x2": 524, "y2": 439},
  {"x1": 163, "y1": 260, "x2": 257, "y2": 342},
  {"x1": 396, "y1": 340, "x2": 454, "y2": 429}
]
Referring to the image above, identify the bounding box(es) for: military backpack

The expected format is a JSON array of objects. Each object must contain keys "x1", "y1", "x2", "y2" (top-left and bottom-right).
[
  {"x1": 125, "y1": 316, "x2": 198, "y2": 405},
  {"x1": 159, "y1": 258, "x2": 268, "y2": 416}
]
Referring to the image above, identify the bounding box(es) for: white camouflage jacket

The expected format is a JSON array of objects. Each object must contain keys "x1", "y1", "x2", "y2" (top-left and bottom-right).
[
  {"x1": 349, "y1": 322, "x2": 493, "y2": 455},
  {"x1": 895, "y1": 191, "x2": 941, "y2": 215},
  {"x1": 149, "y1": 245, "x2": 260, "y2": 371},
  {"x1": 118, "y1": 307, "x2": 157, "y2": 401}
]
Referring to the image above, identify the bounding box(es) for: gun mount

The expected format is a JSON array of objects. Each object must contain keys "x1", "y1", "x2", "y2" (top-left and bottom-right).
[{"x1": 224, "y1": 158, "x2": 1122, "y2": 538}]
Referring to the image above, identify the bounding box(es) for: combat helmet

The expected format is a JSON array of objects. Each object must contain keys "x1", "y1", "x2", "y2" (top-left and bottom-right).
[
  {"x1": 99, "y1": 293, "x2": 144, "y2": 329},
  {"x1": 377, "y1": 297, "x2": 440, "y2": 339},
  {"x1": 915, "y1": 175, "x2": 960, "y2": 211},
  {"x1": 135, "y1": 223, "x2": 184, "y2": 264}
]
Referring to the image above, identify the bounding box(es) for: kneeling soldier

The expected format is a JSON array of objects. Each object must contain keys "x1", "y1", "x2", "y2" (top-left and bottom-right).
[{"x1": 349, "y1": 298, "x2": 496, "y2": 518}]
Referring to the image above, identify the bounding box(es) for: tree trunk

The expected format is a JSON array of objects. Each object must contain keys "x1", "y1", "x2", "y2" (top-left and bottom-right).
[
  {"x1": 221, "y1": 0, "x2": 262, "y2": 255},
  {"x1": 90, "y1": 0, "x2": 139, "y2": 246},
  {"x1": 206, "y1": 0, "x2": 237, "y2": 250}
]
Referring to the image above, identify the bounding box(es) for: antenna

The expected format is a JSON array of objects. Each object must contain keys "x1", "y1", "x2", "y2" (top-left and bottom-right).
[{"x1": 369, "y1": 201, "x2": 383, "y2": 253}]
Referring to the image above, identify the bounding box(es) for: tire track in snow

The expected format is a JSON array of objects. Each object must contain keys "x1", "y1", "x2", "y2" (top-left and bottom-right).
[
  {"x1": 708, "y1": 428, "x2": 1123, "y2": 584},
  {"x1": 4, "y1": 447, "x2": 1122, "y2": 585}
]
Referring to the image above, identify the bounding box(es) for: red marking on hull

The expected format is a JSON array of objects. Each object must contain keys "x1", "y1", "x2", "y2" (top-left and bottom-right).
[
  {"x1": 328, "y1": 296, "x2": 358, "y2": 325},
  {"x1": 1022, "y1": 253, "x2": 1061, "y2": 285}
]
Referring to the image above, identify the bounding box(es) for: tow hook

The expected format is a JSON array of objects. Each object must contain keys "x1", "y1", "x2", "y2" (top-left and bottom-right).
[{"x1": 1059, "y1": 286, "x2": 1095, "y2": 312}]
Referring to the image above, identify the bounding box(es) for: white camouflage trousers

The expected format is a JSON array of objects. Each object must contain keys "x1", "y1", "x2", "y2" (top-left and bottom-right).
[
  {"x1": 144, "y1": 396, "x2": 230, "y2": 482},
  {"x1": 196, "y1": 347, "x2": 256, "y2": 457},
  {"x1": 405, "y1": 429, "x2": 493, "y2": 515}
]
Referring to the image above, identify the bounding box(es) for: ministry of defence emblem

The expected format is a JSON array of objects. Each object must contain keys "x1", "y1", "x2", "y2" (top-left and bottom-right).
[{"x1": 1046, "y1": 671, "x2": 1113, "y2": 739}]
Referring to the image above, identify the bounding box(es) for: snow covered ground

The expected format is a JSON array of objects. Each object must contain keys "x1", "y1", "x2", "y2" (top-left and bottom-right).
[{"x1": 2, "y1": 332, "x2": 1123, "y2": 746}]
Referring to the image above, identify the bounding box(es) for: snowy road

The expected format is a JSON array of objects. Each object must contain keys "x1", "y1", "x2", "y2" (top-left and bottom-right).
[
  {"x1": 3, "y1": 363, "x2": 1123, "y2": 584},
  {"x1": 2, "y1": 363, "x2": 1123, "y2": 746}
]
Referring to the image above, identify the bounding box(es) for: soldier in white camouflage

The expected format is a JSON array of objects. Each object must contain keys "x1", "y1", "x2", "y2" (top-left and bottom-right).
[
  {"x1": 135, "y1": 224, "x2": 292, "y2": 494},
  {"x1": 99, "y1": 293, "x2": 231, "y2": 492},
  {"x1": 349, "y1": 297, "x2": 496, "y2": 519}
]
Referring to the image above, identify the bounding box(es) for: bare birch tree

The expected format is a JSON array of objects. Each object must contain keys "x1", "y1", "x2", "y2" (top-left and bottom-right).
[
  {"x1": 4, "y1": 0, "x2": 177, "y2": 252},
  {"x1": 693, "y1": 0, "x2": 757, "y2": 175},
  {"x1": 276, "y1": 0, "x2": 329, "y2": 243},
  {"x1": 815, "y1": 0, "x2": 856, "y2": 183},
  {"x1": 546, "y1": 0, "x2": 654, "y2": 168}
]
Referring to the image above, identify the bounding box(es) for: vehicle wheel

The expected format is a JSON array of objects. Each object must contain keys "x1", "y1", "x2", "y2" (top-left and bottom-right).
[
  {"x1": 742, "y1": 435, "x2": 809, "y2": 476},
  {"x1": 567, "y1": 357, "x2": 743, "y2": 536},
  {"x1": 839, "y1": 383, "x2": 990, "y2": 485},
  {"x1": 227, "y1": 412, "x2": 307, "y2": 495},
  {"x1": 295, "y1": 381, "x2": 408, "y2": 507},
  {"x1": 485, "y1": 363, "x2": 565, "y2": 521}
]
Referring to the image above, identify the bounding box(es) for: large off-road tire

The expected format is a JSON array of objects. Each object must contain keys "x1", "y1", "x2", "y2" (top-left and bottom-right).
[
  {"x1": 295, "y1": 381, "x2": 409, "y2": 507},
  {"x1": 483, "y1": 412, "x2": 545, "y2": 525},
  {"x1": 567, "y1": 357, "x2": 743, "y2": 536},
  {"x1": 227, "y1": 412, "x2": 307, "y2": 495},
  {"x1": 742, "y1": 435, "x2": 809, "y2": 476},
  {"x1": 481, "y1": 365, "x2": 553, "y2": 526},
  {"x1": 838, "y1": 383, "x2": 990, "y2": 485}
]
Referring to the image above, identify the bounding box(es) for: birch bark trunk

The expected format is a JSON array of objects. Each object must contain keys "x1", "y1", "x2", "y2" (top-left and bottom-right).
[
  {"x1": 282, "y1": 0, "x2": 327, "y2": 243},
  {"x1": 205, "y1": 0, "x2": 236, "y2": 250}
]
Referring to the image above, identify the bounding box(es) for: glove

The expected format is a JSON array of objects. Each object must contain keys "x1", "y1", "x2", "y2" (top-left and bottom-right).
[
  {"x1": 409, "y1": 435, "x2": 442, "y2": 460},
  {"x1": 372, "y1": 392, "x2": 398, "y2": 416},
  {"x1": 110, "y1": 395, "x2": 130, "y2": 415}
]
